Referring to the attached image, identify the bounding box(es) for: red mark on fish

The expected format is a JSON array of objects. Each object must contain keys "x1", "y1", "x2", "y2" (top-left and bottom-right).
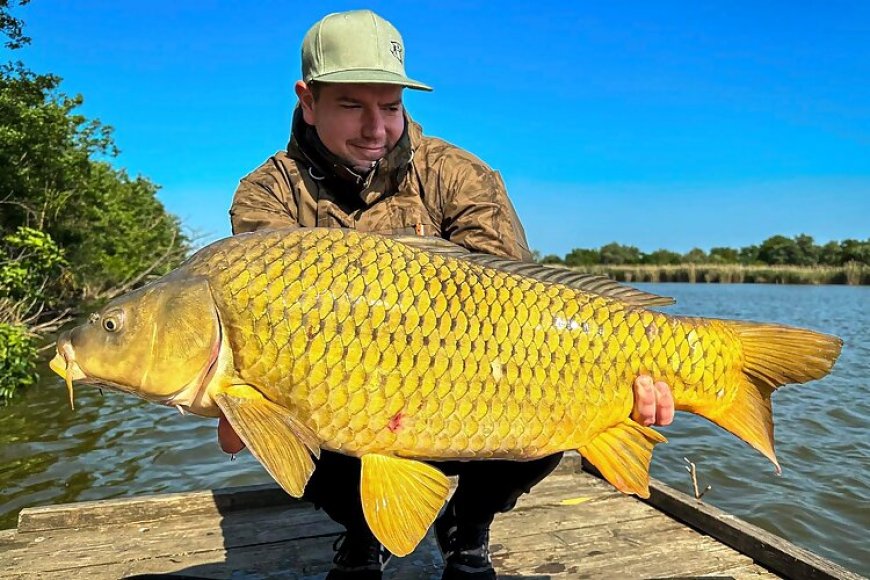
[{"x1": 388, "y1": 412, "x2": 404, "y2": 432}]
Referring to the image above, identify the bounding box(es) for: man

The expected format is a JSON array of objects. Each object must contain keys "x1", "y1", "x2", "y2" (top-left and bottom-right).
[{"x1": 222, "y1": 10, "x2": 674, "y2": 580}]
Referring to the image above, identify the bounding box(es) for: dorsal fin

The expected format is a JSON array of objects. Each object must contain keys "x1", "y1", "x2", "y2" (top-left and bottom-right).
[{"x1": 391, "y1": 235, "x2": 675, "y2": 308}]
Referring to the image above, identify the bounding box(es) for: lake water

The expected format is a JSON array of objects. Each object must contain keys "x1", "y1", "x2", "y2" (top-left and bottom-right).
[{"x1": 1, "y1": 284, "x2": 867, "y2": 575}]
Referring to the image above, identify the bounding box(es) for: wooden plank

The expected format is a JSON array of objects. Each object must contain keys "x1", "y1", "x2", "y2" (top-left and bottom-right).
[
  {"x1": 570, "y1": 458, "x2": 862, "y2": 580},
  {"x1": 16, "y1": 484, "x2": 296, "y2": 532},
  {"x1": 558, "y1": 533, "x2": 759, "y2": 575},
  {"x1": 2, "y1": 455, "x2": 855, "y2": 580},
  {"x1": 492, "y1": 513, "x2": 778, "y2": 578},
  {"x1": 640, "y1": 475, "x2": 864, "y2": 580},
  {"x1": 717, "y1": 563, "x2": 792, "y2": 579},
  {"x1": 1, "y1": 465, "x2": 757, "y2": 579},
  {"x1": 0, "y1": 508, "x2": 342, "y2": 573},
  {"x1": 11, "y1": 454, "x2": 584, "y2": 534},
  {"x1": 496, "y1": 500, "x2": 664, "y2": 539},
  {"x1": 478, "y1": 464, "x2": 777, "y2": 579},
  {"x1": 4, "y1": 525, "x2": 443, "y2": 579}
]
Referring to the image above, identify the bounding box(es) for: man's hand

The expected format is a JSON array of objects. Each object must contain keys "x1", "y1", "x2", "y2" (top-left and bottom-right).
[
  {"x1": 632, "y1": 375, "x2": 675, "y2": 426},
  {"x1": 218, "y1": 413, "x2": 245, "y2": 454}
]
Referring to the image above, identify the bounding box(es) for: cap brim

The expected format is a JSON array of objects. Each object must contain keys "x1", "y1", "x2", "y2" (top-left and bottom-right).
[{"x1": 308, "y1": 69, "x2": 433, "y2": 91}]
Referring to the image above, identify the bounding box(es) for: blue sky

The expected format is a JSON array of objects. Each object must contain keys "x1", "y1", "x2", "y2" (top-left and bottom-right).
[{"x1": 9, "y1": 1, "x2": 869, "y2": 256}]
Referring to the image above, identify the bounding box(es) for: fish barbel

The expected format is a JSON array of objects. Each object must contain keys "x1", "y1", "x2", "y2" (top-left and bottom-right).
[{"x1": 50, "y1": 227, "x2": 842, "y2": 556}]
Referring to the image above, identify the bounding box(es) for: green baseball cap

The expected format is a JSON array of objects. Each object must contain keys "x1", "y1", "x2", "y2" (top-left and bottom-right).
[{"x1": 301, "y1": 10, "x2": 433, "y2": 92}]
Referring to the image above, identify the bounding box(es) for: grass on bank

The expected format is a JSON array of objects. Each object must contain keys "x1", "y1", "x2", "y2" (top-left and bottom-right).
[{"x1": 581, "y1": 262, "x2": 869, "y2": 285}]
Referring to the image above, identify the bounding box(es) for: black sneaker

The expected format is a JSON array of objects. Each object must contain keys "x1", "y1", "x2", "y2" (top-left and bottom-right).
[
  {"x1": 325, "y1": 531, "x2": 392, "y2": 579},
  {"x1": 435, "y1": 510, "x2": 497, "y2": 580}
]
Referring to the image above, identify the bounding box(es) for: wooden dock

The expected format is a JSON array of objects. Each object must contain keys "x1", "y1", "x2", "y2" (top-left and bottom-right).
[{"x1": 0, "y1": 456, "x2": 862, "y2": 579}]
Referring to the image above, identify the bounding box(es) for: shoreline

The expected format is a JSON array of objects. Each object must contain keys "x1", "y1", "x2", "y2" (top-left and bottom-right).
[{"x1": 574, "y1": 263, "x2": 869, "y2": 285}]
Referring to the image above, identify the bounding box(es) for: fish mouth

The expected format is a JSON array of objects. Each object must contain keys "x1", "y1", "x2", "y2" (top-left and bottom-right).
[{"x1": 50, "y1": 334, "x2": 87, "y2": 410}]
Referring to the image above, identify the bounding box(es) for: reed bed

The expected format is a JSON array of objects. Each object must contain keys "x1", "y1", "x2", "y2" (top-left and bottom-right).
[{"x1": 580, "y1": 262, "x2": 870, "y2": 285}]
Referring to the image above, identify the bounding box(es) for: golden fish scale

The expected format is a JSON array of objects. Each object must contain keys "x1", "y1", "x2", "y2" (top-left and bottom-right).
[{"x1": 190, "y1": 229, "x2": 743, "y2": 460}]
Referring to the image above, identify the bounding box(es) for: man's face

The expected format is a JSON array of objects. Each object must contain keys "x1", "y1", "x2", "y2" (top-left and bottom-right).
[{"x1": 296, "y1": 82, "x2": 405, "y2": 172}]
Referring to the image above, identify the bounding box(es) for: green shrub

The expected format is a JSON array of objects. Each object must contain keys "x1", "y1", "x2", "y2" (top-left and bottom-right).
[
  {"x1": 0, "y1": 322, "x2": 37, "y2": 402},
  {"x1": 0, "y1": 226, "x2": 69, "y2": 305},
  {"x1": 0, "y1": 228, "x2": 66, "y2": 401}
]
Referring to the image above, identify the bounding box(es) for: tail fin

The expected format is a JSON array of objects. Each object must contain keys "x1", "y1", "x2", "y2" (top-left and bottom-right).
[{"x1": 698, "y1": 322, "x2": 842, "y2": 471}]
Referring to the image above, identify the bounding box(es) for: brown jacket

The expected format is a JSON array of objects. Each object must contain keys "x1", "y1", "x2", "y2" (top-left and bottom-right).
[{"x1": 229, "y1": 111, "x2": 531, "y2": 261}]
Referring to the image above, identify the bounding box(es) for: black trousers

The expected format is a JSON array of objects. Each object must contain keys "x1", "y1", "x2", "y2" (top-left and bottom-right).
[{"x1": 302, "y1": 450, "x2": 564, "y2": 535}]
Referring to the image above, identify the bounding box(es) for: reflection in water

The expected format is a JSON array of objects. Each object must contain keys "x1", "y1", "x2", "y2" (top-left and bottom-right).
[{"x1": 0, "y1": 284, "x2": 867, "y2": 575}]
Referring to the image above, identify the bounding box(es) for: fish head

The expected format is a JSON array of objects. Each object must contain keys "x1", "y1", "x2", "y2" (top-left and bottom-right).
[{"x1": 50, "y1": 275, "x2": 222, "y2": 413}]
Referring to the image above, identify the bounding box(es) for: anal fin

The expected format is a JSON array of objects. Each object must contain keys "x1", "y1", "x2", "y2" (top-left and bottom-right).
[
  {"x1": 215, "y1": 385, "x2": 320, "y2": 497},
  {"x1": 578, "y1": 419, "x2": 667, "y2": 498},
  {"x1": 360, "y1": 454, "x2": 450, "y2": 557}
]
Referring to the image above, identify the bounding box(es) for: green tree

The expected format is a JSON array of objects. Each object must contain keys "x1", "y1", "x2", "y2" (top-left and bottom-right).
[
  {"x1": 709, "y1": 246, "x2": 739, "y2": 264},
  {"x1": 0, "y1": 322, "x2": 36, "y2": 401},
  {"x1": 840, "y1": 239, "x2": 870, "y2": 265},
  {"x1": 0, "y1": 11, "x2": 188, "y2": 293},
  {"x1": 818, "y1": 240, "x2": 843, "y2": 266},
  {"x1": 0, "y1": 1, "x2": 30, "y2": 50},
  {"x1": 69, "y1": 164, "x2": 186, "y2": 296},
  {"x1": 643, "y1": 249, "x2": 681, "y2": 265},
  {"x1": 0, "y1": 63, "x2": 112, "y2": 230},
  {"x1": 757, "y1": 235, "x2": 798, "y2": 265},
  {"x1": 0, "y1": 226, "x2": 68, "y2": 306},
  {"x1": 0, "y1": 227, "x2": 64, "y2": 402},
  {"x1": 564, "y1": 247, "x2": 600, "y2": 267},
  {"x1": 793, "y1": 234, "x2": 820, "y2": 266},
  {"x1": 599, "y1": 242, "x2": 641, "y2": 265},
  {"x1": 540, "y1": 254, "x2": 564, "y2": 265},
  {"x1": 0, "y1": 1, "x2": 189, "y2": 399},
  {"x1": 0, "y1": 64, "x2": 187, "y2": 296},
  {"x1": 682, "y1": 247, "x2": 708, "y2": 264},
  {"x1": 738, "y1": 244, "x2": 760, "y2": 265}
]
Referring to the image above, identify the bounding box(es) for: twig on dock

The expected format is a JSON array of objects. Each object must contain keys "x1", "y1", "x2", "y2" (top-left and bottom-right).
[{"x1": 684, "y1": 457, "x2": 712, "y2": 500}]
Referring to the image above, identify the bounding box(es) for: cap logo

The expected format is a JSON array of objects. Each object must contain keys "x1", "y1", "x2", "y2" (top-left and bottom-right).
[{"x1": 390, "y1": 41, "x2": 404, "y2": 64}]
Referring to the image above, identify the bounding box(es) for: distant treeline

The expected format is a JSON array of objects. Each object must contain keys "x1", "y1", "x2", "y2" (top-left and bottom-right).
[
  {"x1": 582, "y1": 262, "x2": 868, "y2": 285},
  {"x1": 537, "y1": 234, "x2": 869, "y2": 268}
]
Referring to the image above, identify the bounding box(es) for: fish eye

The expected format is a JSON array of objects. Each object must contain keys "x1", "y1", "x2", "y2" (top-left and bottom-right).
[{"x1": 102, "y1": 315, "x2": 122, "y2": 333}]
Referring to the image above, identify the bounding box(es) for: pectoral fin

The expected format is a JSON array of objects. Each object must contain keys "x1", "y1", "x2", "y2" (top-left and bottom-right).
[
  {"x1": 578, "y1": 419, "x2": 667, "y2": 498},
  {"x1": 215, "y1": 385, "x2": 320, "y2": 497},
  {"x1": 360, "y1": 454, "x2": 450, "y2": 557}
]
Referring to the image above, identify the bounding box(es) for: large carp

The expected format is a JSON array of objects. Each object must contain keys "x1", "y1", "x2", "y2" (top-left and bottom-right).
[{"x1": 50, "y1": 227, "x2": 842, "y2": 556}]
